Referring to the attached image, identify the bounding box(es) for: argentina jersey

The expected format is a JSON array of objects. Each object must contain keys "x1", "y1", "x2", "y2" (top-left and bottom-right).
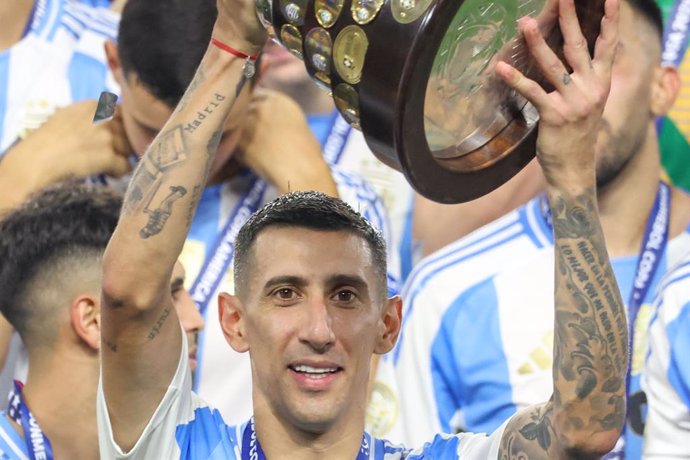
[
  {"x1": 643, "y1": 256, "x2": 690, "y2": 458},
  {"x1": 370, "y1": 195, "x2": 690, "y2": 460},
  {"x1": 178, "y1": 166, "x2": 400, "y2": 428},
  {"x1": 97, "y1": 329, "x2": 509, "y2": 460},
  {"x1": 368, "y1": 196, "x2": 551, "y2": 442},
  {"x1": 0, "y1": 0, "x2": 119, "y2": 154}
]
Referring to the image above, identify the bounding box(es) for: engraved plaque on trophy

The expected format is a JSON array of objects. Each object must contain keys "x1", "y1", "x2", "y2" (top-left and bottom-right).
[{"x1": 256, "y1": 0, "x2": 605, "y2": 203}]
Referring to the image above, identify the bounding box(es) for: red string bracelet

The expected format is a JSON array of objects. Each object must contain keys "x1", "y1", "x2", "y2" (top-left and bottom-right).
[{"x1": 211, "y1": 38, "x2": 258, "y2": 61}]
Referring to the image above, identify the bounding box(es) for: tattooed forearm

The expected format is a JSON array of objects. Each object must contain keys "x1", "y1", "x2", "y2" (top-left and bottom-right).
[
  {"x1": 183, "y1": 94, "x2": 227, "y2": 134},
  {"x1": 148, "y1": 307, "x2": 172, "y2": 341},
  {"x1": 140, "y1": 185, "x2": 188, "y2": 239},
  {"x1": 500, "y1": 189, "x2": 627, "y2": 459}
]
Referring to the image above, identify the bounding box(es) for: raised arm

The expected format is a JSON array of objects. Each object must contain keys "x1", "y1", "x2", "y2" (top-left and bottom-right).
[
  {"x1": 496, "y1": 0, "x2": 628, "y2": 458},
  {"x1": 100, "y1": 1, "x2": 265, "y2": 450}
]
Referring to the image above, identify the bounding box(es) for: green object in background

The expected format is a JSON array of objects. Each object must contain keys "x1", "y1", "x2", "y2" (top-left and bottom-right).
[
  {"x1": 660, "y1": 116, "x2": 690, "y2": 190},
  {"x1": 656, "y1": 0, "x2": 690, "y2": 192}
]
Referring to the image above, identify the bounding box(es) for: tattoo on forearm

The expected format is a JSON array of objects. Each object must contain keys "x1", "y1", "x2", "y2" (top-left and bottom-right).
[
  {"x1": 183, "y1": 94, "x2": 227, "y2": 134},
  {"x1": 140, "y1": 185, "x2": 187, "y2": 239},
  {"x1": 123, "y1": 126, "x2": 188, "y2": 215},
  {"x1": 499, "y1": 190, "x2": 627, "y2": 459},
  {"x1": 148, "y1": 308, "x2": 172, "y2": 341}
]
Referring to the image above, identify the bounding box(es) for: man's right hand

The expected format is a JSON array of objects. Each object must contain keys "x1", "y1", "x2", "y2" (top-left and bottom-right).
[{"x1": 0, "y1": 100, "x2": 132, "y2": 210}]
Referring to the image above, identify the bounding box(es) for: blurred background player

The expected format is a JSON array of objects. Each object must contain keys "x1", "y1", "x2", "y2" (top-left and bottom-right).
[{"x1": 0, "y1": 183, "x2": 204, "y2": 459}]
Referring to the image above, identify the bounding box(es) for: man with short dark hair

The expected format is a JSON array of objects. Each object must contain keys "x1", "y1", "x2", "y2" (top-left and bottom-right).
[
  {"x1": 101, "y1": 0, "x2": 399, "y2": 426},
  {"x1": 99, "y1": 0, "x2": 629, "y2": 457},
  {"x1": 0, "y1": 182, "x2": 204, "y2": 459}
]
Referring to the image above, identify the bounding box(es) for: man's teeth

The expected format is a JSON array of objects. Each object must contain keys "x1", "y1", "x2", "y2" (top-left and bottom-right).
[{"x1": 293, "y1": 365, "x2": 338, "y2": 376}]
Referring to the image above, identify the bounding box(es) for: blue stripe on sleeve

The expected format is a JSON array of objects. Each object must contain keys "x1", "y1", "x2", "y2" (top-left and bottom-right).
[{"x1": 430, "y1": 280, "x2": 516, "y2": 434}]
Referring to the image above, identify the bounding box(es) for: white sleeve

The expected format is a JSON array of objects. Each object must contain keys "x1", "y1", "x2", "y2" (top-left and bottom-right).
[
  {"x1": 404, "y1": 418, "x2": 509, "y2": 459},
  {"x1": 97, "y1": 328, "x2": 206, "y2": 460}
]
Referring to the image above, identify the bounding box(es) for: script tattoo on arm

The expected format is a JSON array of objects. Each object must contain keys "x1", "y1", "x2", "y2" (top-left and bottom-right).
[{"x1": 499, "y1": 189, "x2": 627, "y2": 459}]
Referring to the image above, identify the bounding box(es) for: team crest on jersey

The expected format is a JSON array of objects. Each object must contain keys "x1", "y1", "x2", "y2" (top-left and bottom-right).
[
  {"x1": 365, "y1": 381, "x2": 399, "y2": 437},
  {"x1": 517, "y1": 331, "x2": 554, "y2": 375}
]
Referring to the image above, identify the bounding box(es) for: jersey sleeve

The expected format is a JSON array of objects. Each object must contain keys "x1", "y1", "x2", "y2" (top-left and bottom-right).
[
  {"x1": 404, "y1": 418, "x2": 509, "y2": 459},
  {"x1": 97, "y1": 328, "x2": 207, "y2": 460},
  {"x1": 643, "y1": 267, "x2": 690, "y2": 459}
]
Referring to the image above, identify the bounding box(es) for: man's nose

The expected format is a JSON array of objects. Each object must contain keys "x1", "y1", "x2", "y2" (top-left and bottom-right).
[
  {"x1": 299, "y1": 297, "x2": 335, "y2": 352},
  {"x1": 177, "y1": 289, "x2": 205, "y2": 333}
]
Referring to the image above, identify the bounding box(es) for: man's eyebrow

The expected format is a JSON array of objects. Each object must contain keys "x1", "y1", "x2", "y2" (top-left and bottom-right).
[
  {"x1": 263, "y1": 275, "x2": 308, "y2": 291},
  {"x1": 326, "y1": 274, "x2": 369, "y2": 293}
]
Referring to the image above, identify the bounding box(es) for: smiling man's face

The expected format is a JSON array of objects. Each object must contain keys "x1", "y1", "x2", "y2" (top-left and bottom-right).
[{"x1": 220, "y1": 227, "x2": 400, "y2": 433}]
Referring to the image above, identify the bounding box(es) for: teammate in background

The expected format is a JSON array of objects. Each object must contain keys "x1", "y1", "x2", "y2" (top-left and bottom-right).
[
  {"x1": 103, "y1": 0, "x2": 398, "y2": 426},
  {"x1": 0, "y1": 183, "x2": 204, "y2": 459},
  {"x1": 99, "y1": 0, "x2": 628, "y2": 458},
  {"x1": 642, "y1": 253, "x2": 690, "y2": 458},
  {"x1": 373, "y1": 1, "x2": 690, "y2": 458}
]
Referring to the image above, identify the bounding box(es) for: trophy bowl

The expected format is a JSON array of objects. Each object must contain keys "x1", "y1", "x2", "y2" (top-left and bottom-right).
[{"x1": 256, "y1": 0, "x2": 605, "y2": 203}]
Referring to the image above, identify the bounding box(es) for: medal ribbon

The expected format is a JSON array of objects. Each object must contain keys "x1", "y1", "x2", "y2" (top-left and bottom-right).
[
  {"x1": 541, "y1": 181, "x2": 671, "y2": 460},
  {"x1": 661, "y1": 0, "x2": 690, "y2": 67},
  {"x1": 241, "y1": 418, "x2": 372, "y2": 460},
  {"x1": 7, "y1": 380, "x2": 54, "y2": 460}
]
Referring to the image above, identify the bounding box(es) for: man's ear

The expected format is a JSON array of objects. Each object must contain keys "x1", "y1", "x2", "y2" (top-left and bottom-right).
[
  {"x1": 374, "y1": 296, "x2": 402, "y2": 355},
  {"x1": 104, "y1": 40, "x2": 125, "y2": 86},
  {"x1": 218, "y1": 293, "x2": 249, "y2": 353},
  {"x1": 651, "y1": 66, "x2": 682, "y2": 117},
  {"x1": 70, "y1": 295, "x2": 101, "y2": 351}
]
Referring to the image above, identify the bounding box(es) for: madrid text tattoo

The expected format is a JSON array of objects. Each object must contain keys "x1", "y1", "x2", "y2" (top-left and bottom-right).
[
  {"x1": 183, "y1": 93, "x2": 227, "y2": 134},
  {"x1": 498, "y1": 190, "x2": 627, "y2": 459}
]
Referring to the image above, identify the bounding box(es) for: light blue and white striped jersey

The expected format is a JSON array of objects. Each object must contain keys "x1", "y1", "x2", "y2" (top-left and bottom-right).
[
  {"x1": 370, "y1": 195, "x2": 690, "y2": 460},
  {"x1": 0, "y1": 0, "x2": 119, "y2": 153},
  {"x1": 643, "y1": 255, "x2": 690, "y2": 458},
  {"x1": 97, "y1": 331, "x2": 508, "y2": 460},
  {"x1": 0, "y1": 414, "x2": 28, "y2": 460},
  {"x1": 180, "y1": 167, "x2": 400, "y2": 427}
]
